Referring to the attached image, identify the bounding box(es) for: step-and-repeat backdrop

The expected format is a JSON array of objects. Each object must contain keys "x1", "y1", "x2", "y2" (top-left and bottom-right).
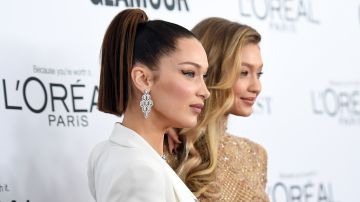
[{"x1": 1, "y1": 0, "x2": 359, "y2": 201}]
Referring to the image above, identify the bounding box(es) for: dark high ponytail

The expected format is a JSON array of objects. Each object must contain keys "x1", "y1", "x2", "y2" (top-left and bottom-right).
[
  {"x1": 98, "y1": 8, "x2": 195, "y2": 116},
  {"x1": 98, "y1": 9, "x2": 148, "y2": 116}
]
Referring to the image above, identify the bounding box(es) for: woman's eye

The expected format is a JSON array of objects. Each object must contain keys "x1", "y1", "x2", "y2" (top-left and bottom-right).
[
  {"x1": 240, "y1": 71, "x2": 249, "y2": 76},
  {"x1": 257, "y1": 71, "x2": 263, "y2": 78},
  {"x1": 203, "y1": 73, "x2": 208, "y2": 80},
  {"x1": 182, "y1": 70, "x2": 195, "y2": 78}
]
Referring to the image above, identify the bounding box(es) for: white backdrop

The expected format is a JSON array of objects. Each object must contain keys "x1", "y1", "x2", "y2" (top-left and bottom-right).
[{"x1": 1, "y1": 0, "x2": 359, "y2": 201}]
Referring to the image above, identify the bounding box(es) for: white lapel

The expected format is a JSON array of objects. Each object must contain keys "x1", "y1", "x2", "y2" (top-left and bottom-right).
[{"x1": 162, "y1": 163, "x2": 199, "y2": 202}]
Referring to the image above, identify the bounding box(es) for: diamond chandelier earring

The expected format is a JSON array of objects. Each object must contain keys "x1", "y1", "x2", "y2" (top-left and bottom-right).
[{"x1": 140, "y1": 89, "x2": 153, "y2": 119}]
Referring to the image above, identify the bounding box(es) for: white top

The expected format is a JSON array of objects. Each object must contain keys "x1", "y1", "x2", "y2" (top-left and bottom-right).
[{"x1": 88, "y1": 123, "x2": 198, "y2": 202}]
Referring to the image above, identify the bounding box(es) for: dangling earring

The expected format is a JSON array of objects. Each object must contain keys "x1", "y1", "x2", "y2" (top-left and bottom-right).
[{"x1": 140, "y1": 89, "x2": 153, "y2": 119}]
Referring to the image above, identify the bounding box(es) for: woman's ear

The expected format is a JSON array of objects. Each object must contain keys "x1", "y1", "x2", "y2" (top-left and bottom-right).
[{"x1": 131, "y1": 64, "x2": 154, "y2": 93}]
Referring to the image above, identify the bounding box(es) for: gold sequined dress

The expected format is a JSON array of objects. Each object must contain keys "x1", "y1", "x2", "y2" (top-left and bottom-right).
[{"x1": 166, "y1": 133, "x2": 269, "y2": 202}]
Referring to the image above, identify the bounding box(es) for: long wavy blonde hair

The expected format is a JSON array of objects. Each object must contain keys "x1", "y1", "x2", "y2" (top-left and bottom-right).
[{"x1": 175, "y1": 17, "x2": 261, "y2": 199}]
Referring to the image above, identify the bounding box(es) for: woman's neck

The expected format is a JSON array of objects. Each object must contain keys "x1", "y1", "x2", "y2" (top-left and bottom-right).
[{"x1": 122, "y1": 106, "x2": 166, "y2": 156}]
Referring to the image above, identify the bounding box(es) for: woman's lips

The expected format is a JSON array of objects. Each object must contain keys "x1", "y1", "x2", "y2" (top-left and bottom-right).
[
  {"x1": 190, "y1": 104, "x2": 204, "y2": 114},
  {"x1": 241, "y1": 97, "x2": 256, "y2": 106}
]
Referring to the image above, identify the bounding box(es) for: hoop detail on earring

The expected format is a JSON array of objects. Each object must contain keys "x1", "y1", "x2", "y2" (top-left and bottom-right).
[{"x1": 140, "y1": 89, "x2": 153, "y2": 119}]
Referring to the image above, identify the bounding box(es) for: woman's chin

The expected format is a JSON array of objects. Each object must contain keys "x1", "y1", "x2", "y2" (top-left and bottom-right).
[
  {"x1": 175, "y1": 118, "x2": 198, "y2": 129},
  {"x1": 231, "y1": 108, "x2": 253, "y2": 117}
]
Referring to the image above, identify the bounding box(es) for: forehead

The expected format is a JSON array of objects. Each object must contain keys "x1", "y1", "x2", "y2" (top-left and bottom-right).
[
  {"x1": 240, "y1": 43, "x2": 263, "y2": 67},
  {"x1": 161, "y1": 37, "x2": 208, "y2": 68}
]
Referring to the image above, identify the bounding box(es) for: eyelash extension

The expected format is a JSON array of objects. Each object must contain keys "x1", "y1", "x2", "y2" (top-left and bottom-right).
[
  {"x1": 240, "y1": 71, "x2": 249, "y2": 76},
  {"x1": 240, "y1": 71, "x2": 263, "y2": 78},
  {"x1": 181, "y1": 70, "x2": 195, "y2": 77}
]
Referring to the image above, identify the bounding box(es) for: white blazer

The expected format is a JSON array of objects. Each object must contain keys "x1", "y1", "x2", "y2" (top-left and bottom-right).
[{"x1": 88, "y1": 123, "x2": 198, "y2": 202}]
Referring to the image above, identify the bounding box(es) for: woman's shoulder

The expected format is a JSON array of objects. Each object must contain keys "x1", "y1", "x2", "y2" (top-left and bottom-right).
[
  {"x1": 88, "y1": 140, "x2": 171, "y2": 201},
  {"x1": 89, "y1": 140, "x2": 164, "y2": 172},
  {"x1": 215, "y1": 134, "x2": 269, "y2": 202},
  {"x1": 220, "y1": 133, "x2": 267, "y2": 159},
  {"x1": 217, "y1": 133, "x2": 268, "y2": 176}
]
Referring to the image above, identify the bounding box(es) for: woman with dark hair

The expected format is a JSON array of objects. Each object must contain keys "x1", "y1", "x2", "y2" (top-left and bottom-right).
[{"x1": 88, "y1": 9, "x2": 209, "y2": 202}]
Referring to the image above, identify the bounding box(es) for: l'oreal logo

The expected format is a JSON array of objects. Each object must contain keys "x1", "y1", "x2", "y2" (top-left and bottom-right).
[{"x1": 238, "y1": 0, "x2": 320, "y2": 31}]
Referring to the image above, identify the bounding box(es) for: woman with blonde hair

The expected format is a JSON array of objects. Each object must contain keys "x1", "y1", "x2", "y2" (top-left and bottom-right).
[
  {"x1": 166, "y1": 17, "x2": 269, "y2": 201},
  {"x1": 88, "y1": 8, "x2": 210, "y2": 202}
]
